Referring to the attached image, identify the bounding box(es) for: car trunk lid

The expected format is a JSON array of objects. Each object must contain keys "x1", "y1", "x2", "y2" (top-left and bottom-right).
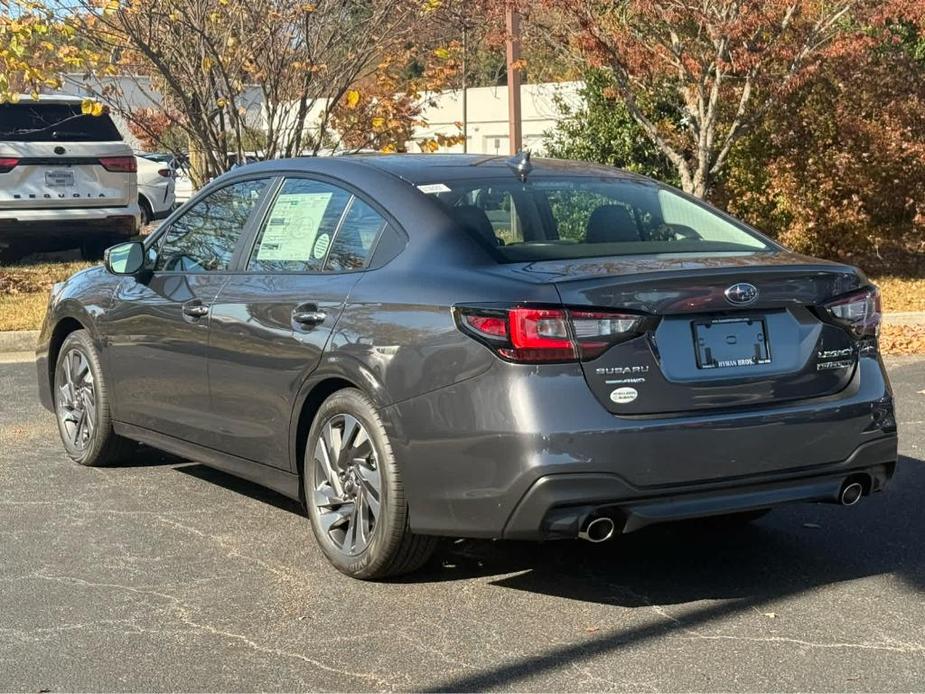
[{"x1": 524, "y1": 251, "x2": 866, "y2": 415}]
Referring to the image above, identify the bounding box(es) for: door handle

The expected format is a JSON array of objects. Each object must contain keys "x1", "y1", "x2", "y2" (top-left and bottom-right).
[
  {"x1": 182, "y1": 301, "x2": 209, "y2": 319},
  {"x1": 292, "y1": 306, "x2": 327, "y2": 326}
]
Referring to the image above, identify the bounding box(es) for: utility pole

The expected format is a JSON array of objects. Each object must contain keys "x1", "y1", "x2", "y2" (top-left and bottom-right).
[
  {"x1": 505, "y1": 3, "x2": 523, "y2": 155},
  {"x1": 461, "y1": 21, "x2": 468, "y2": 153}
]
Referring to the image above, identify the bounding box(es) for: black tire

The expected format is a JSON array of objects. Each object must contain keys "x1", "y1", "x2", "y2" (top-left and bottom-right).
[
  {"x1": 0, "y1": 246, "x2": 28, "y2": 264},
  {"x1": 79, "y1": 237, "x2": 111, "y2": 261},
  {"x1": 304, "y1": 388, "x2": 437, "y2": 579},
  {"x1": 54, "y1": 330, "x2": 134, "y2": 466},
  {"x1": 138, "y1": 196, "x2": 152, "y2": 228}
]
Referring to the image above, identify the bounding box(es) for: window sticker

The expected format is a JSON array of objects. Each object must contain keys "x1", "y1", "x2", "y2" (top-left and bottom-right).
[
  {"x1": 312, "y1": 232, "x2": 331, "y2": 260},
  {"x1": 256, "y1": 192, "x2": 333, "y2": 261},
  {"x1": 417, "y1": 183, "x2": 451, "y2": 194}
]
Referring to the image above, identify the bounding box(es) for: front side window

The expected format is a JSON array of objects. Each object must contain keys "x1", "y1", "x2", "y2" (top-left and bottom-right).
[
  {"x1": 248, "y1": 177, "x2": 387, "y2": 273},
  {"x1": 155, "y1": 178, "x2": 271, "y2": 272},
  {"x1": 426, "y1": 177, "x2": 771, "y2": 262}
]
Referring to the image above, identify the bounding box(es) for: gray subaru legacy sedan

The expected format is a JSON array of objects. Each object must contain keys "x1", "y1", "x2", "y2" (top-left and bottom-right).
[{"x1": 37, "y1": 154, "x2": 897, "y2": 579}]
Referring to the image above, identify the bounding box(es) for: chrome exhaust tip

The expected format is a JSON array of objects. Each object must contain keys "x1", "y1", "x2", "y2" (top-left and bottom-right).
[
  {"x1": 839, "y1": 481, "x2": 864, "y2": 506},
  {"x1": 578, "y1": 516, "x2": 616, "y2": 543}
]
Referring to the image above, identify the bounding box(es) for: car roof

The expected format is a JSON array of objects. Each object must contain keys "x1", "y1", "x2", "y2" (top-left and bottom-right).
[
  {"x1": 235, "y1": 154, "x2": 647, "y2": 187},
  {"x1": 348, "y1": 154, "x2": 646, "y2": 185}
]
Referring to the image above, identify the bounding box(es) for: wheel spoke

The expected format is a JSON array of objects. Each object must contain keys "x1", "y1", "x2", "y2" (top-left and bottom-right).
[
  {"x1": 360, "y1": 481, "x2": 380, "y2": 519},
  {"x1": 318, "y1": 503, "x2": 353, "y2": 535},
  {"x1": 324, "y1": 421, "x2": 342, "y2": 468},
  {"x1": 72, "y1": 410, "x2": 85, "y2": 445},
  {"x1": 63, "y1": 352, "x2": 76, "y2": 401},
  {"x1": 314, "y1": 439, "x2": 343, "y2": 497},
  {"x1": 341, "y1": 415, "x2": 361, "y2": 453}
]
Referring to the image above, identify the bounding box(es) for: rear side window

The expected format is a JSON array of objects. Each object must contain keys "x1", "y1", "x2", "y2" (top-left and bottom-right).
[
  {"x1": 247, "y1": 177, "x2": 387, "y2": 273},
  {"x1": 0, "y1": 103, "x2": 123, "y2": 142},
  {"x1": 426, "y1": 177, "x2": 771, "y2": 262},
  {"x1": 155, "y1": 178, "x2": 271, "y2": 272},
  {"x1": 325, "y1": 198, "x2": 387, "y2": 272}
]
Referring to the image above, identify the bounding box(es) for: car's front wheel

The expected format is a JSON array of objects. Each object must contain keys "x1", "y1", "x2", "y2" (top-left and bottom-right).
[
  {"x1": 54, "y1": 330, "x2": 134, "y2": 466},
  {"x1": 304, "y1": 389, "x2": 437, "y2": 579}
]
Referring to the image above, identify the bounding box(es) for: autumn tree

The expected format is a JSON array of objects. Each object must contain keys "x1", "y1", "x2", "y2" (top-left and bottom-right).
[
  {"x1": 61, "y1": 0, "x2": 464, "y2": 184},
  {"x1": 716, "y1": 9, "x2": 925, "y2": 270},
  {"x1": 0, "y1": 0, "x2": 113, "y2": 102},
  {"x1": 535, "y1": 0, "x2": 864, "y2": 197}
]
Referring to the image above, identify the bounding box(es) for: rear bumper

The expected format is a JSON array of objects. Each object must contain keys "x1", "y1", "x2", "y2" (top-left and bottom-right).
[
  {"x1": 385, "y1": 354, "x2": 897, "y2": 539},
  {"x1": 509, "y1": 439, "x2": 895, "y2": 539},
  {"x1": 0, "y1": 205, "x2": 140, "y2": 245}
]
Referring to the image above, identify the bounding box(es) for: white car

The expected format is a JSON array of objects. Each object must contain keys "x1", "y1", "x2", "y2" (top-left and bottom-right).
[
  {"x1": 173, "y1": 166, "x2": 195, "y2": 206},
  {"x1": 136, "y1": 155, "x2": 176, "y2": 226},
  {"x1": 0, "y1": 95, "x2": 140, "y2": 261}
]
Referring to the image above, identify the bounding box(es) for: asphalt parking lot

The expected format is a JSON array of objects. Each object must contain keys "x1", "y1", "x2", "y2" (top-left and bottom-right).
[{"x1": 1, "y1": 354, "x2": 923, "y2": 692}]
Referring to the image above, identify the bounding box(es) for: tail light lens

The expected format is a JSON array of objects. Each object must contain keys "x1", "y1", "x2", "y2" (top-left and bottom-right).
[
  {"x1": 822, "y1": 286, "x2": 881, "y2": 338},
  {"x1": 157, "y1": 168, "x2": 171, "y2": 177},
  {"x1": 99, "y1": 156, "x2": 137, "y2": 173},
  {"x1": 0, "y1": 157, "x2": 19, "y2": 173},
  {"x1": 456, "y1": 306, "x2": 648, "y2": 363}
]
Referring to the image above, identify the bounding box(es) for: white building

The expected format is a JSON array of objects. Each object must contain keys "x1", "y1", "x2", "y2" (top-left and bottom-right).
[{"x1": 414, "y1": 81, "x2": 582, "y2": 155}]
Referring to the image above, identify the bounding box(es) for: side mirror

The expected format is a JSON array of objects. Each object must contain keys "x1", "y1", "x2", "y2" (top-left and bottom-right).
[{"x1": 104, "y1": 241, "x2": 146, "y2": 275}]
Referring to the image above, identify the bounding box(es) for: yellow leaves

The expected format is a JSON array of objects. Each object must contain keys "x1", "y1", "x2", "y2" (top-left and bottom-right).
[
  {"x1": 371, "y1": 116, "x2": 385, "y2": 129},
  {"x1": 102, "y1": 0, "x2": 120, "y2": 16},
  {"x1": 201, "y1": 56, "x2": 213, "y2": 71},
  {"x1": 379, "y1": 142, "x2": 397, "y2": 153},
  {"x1": 80, "y1": 99, "x2": 104, "y2": 116},
  {"x1": 301, "y1": 2, "x2": 316, "y2": 12},
  {"x1": 419, "y1": 139, "x2": 440, "y2": 153},
  {"x1": 421, "y1": 0, "x2": 442, "y2": 14},
  {"x1": 345, "y1": 89, "x2": 360, "y2": 109},
  {"x1": 433, "y1": 47, "x2": 450, "y2": 60},
  {"x1": 216, "y1": 96, "x2": 228, "y2": 108}
]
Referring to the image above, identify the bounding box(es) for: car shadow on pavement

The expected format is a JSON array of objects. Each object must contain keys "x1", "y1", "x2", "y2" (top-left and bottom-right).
[
  {"x1": 419, "y1": 455, "x2": 925, "y2": 691},
  {"x1": 172, "y1": 462, "x2": 306, "y2": 516}
]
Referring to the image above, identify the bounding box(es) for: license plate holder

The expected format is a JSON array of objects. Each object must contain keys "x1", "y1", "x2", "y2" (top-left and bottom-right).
[
  {"x1": 693, "y1": 317, "x2": 771, "y2": 369},
  {"x1": 45, "y1": 170, "x2": 74, "y2": 187}
]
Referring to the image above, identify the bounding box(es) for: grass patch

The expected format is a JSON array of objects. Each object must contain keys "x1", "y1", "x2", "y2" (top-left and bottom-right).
[
  {"x1": 0, "y1": 259, "x2": 94, "y2": 332},
  {"x1": 871, "y1": 276, "x2": 925, "y2": 313}
]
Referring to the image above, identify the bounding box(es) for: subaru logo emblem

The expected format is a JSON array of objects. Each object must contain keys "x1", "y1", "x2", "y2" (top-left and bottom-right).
[{"x1": 724, "y1": 283, "x2": 759, "y2": 306}]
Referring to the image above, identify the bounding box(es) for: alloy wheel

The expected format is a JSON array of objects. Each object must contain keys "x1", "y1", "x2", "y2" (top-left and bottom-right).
[
  {"x1": 56, "y1": 348, "x2": 97, "y2": 451},
  {"x1": 312, "y1": 413, "x2": 382, "y2": 556}
]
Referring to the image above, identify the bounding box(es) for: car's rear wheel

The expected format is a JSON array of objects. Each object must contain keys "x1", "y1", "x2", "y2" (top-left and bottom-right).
[
  {"x1": 54, "y1": 330, "x2": 134, "y2": 466},
  {"x1": 304, "y1": 389, "x2": 437, "y2": 579}
]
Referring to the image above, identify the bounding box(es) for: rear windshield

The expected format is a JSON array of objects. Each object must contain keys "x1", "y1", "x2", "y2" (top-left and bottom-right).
[
  {"x1": 0, "y1": 103, "x2": 123, "y2": 142},
  {"x1": 425, "y1": 176, "x2": 771, "y2": 261}
]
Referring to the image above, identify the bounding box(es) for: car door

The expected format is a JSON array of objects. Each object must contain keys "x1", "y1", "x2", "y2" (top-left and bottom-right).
[
  {"x1": 207, "y1": 176, "x2": 391, "y2": 469},
  {"x1": 104, "y1": 177, "x2": 273, "y2": 446}
]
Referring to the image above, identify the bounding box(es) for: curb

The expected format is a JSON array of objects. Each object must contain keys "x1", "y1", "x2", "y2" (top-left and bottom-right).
[
  {"x1": 883, "y1": 312, "x2": 925, "y2": 327},
  {"x1": 0, "y1": 330, "x2": 38, "y2": 353}
]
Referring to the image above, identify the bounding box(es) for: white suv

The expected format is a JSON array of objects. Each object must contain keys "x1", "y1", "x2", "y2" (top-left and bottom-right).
[{"x1": 0, "y1": 95, "x2": 141, "y2": 261}]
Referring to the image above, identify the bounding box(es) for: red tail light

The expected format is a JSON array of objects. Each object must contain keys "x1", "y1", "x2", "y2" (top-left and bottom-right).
[
  {"x1": 157, "y1": 168, "x2": 171, "y2": 177},
  {"x1": 0, "y1": 157, "x2": 19, "y2": 173},
  {"x1": 456, "y1": 306, "x2": 648, "y2": 363},
  {"x1": 99, "y1": 156, "x2": 137, "y2": 173},
  {"x1": 821, "y1": 286, "x2": 881, "y2": 338}
]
